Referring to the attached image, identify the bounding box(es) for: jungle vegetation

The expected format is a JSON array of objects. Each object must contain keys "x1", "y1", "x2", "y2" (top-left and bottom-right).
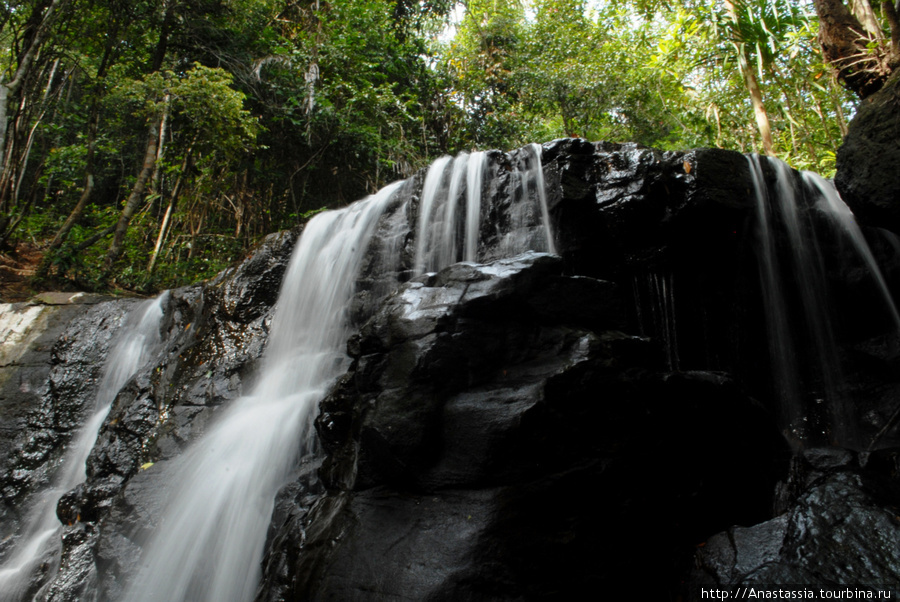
[{"x1": 0, "y1": 0, "x2": 895, "y2": 292}]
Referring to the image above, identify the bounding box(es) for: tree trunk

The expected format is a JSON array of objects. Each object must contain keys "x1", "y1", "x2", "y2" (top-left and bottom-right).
[
  {"x1": 739, "y1": 51, "x2": 776, "y2": 156},
  {"x1": 724, "y1": 0, "x2": 776, "y2": 156},
  {"x1": 102, "y1": 117, "x2": 161, "y2": 274},
  {"x1": 849, "y1": 0, "x2": 884, "y2": 38},
  {"x1": 46, "y1": 173, "x2": 93, "y2": 250},
  {"x1": 148, "y1": 144, "x2": 192, "y2": 273},
  {"x1": 0, "y1": 0, "x2": 66, "y2": 185},
  {"x1": 100, "y1": 0, "x2": 175, "y2": 277},
  {"x1": 884, "y1": 1, "x2": 900, "y2": 65},
  {"x1": 150, "y1": 94, "x2": 170, "y2": 195},
  {"x1": 814, "y1": 0, "x2": 892, "y2": 97}
]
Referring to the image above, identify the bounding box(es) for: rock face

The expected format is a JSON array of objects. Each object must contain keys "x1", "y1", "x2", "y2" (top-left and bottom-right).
[
  {"x1": 258, "y1": 253, "x2": 786, "y2": 600},
  {"x1": 836, "y1": 70, "x2": 900, "y2": 233},
  {"x1": 0, "y1": 294, "x2": 117, "y2": 514},
  {"x1": 693, "y1": 448, "x2": 900, "y2": 594},
  {"x1": 0, "y1": 140, "x2": 899, "y2": 601}
]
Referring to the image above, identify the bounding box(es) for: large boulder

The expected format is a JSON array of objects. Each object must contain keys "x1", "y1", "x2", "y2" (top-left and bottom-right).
[
  {"x1": 257, "y1": 253, "x2": 788, "y2": 600},
  {"x1": 0, "y1": 295, "x2": 118, "y2": 515},
  {"x1": 691, "y1": 447, "x2": 900, "y2": 600},
  {"x1": 836, "y1": 70, "x2": 900, "y2": 233}
]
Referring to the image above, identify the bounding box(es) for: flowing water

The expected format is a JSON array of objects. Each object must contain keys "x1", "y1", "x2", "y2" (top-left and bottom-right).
[
  {"x1": 749, "y1": 155, "x2": 805, "y2": 436},
  {"x1": 414, "y1": 146, "x2": 551, "y2": 275},
  {"x1": 749, "y1": 155, "x2": 900, "y2": 446},
  {"x1": 0, "y1": 294, "x2": 166, "y2": 601},
  {"x1": 803, "y1": 170, "x2": 900, "y2": 332},
  {"x1": 501, "y1": 143, "x2": 556, "y2": 257},
  {"x1": 123, "y1": 146, "x2": 555, "y2": 601},
  {"x1": 464, "y1": 150, "x2": 486, "y2": 261},
  {"x1": 122, "y1": 183, "x2": 403, "y2": 602},
  {"x1": 414, "y1": 155, "x2": 453, "y2": 275}
]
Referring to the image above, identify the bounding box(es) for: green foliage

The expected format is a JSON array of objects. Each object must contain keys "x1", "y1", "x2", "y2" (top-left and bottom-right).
[
  {"x1": 435, "y1": 0, "x2": 851, "y2": 171},
  {"x1": 440, "y1": 0, "x2": 701, "y2": 149},
  {"x1": 650, "y1": 0, "x2": 853, "y2": 169},
  {"x1": 0, "y1": 0, "x2": 865, "y2": 293}
]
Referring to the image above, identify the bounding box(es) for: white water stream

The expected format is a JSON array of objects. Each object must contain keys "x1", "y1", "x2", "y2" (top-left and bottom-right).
[
  {"x1": 749, "y1": 156, "x2": 900, "y2": 446},
  {"x1": 414, "y1": 145, "x2": 552, "y2": 275},
  {"x1": 464, "y1": 150, "x2": 486, "y2": 261},
  {"x1": 0, "y1": 295, "x2": 166, "y2": 602},
  {"x1": 803, "y1": 171, "x2": 900, "y2": 332},
  {"x1": 748, "y1": 155, "x2": 804, "y2": 433},
  {"x1": 122, "y1": 145, "x2": 555, "y2": 601},
  {"x1": 123, "y1": 182, "x2": 403, "y2": 602}
]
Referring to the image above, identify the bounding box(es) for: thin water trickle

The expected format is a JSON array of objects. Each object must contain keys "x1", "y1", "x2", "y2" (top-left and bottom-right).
[
  {"x1": 464, "y1": 151, "x2": 486, "y2": 262},
  {"x1": 803, "y1": 171, "x2": 900, "y2": 333},
  {"x1": 414, "y1": 156, "x2": 452, "y2": 275},
  {"x1": 631, "y1": 272, "x2": 680, "y2": 371},
  {"x1": 531, "y1": 143, "x2": 556, "y2": 256},
  {"x1": 748, "y1": 155, "x2": 804, "y2": 436},
  {"x1": 123, "y1": 182, "x2": 403, "y2": 602},
  {"x1": 0, "y1": 294, "x2": 166, "y2": 602}
]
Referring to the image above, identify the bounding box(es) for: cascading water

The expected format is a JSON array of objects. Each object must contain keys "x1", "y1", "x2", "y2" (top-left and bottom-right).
[
  {"x1": 749, "y1": 155, "x2": 900, "y2": 447},
  {"x1": 414, "y1": 155, "x2": 453, "y2": 275},
  {"x1": 530, "y1": 143, "x2": 556, "y2": 256},
  {"x1": 414, "y1": 146, "x2": 551, "y2": 275},
  {"x1": 122, "y1": 145, "x2": 555, "y2": 601},
  {"x1": 803, "y1": 170, "x2": 900, "y2": 332},
  {"x1": 501, "y1": 143, "x2": 556, "y2": 257},
  {"x1": 464, "y1": 151, "x2": 486, "y2": 261},
  {"x1": 0, "y1": 294, "x2": 166, "y2": 601},
  {"x1": 632, "y1": 272, "x2": 680, "y2": 372},
  {"x1": 435, "y1": 152, "x2": 468, "y2": 269},
  {"x1": 122, "y1": 182, "x2": 403, "y2": 602}
]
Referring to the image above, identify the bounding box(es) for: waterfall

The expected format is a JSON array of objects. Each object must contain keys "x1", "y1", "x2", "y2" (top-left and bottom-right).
[
  {"x1": 464, "y1": 151, "x2": 486, "y2": 262},
  {"x1": 531, "y1": 143, "x2": 556, "y2": 256},
  {"x1": 415, "y1": 146, "x2": 552, "y2": 275},
  {"x1": 122, "y1": 182, "x2": 403, "y2": 602},
  {"x1": 0, "y1": 294, "x2": 166, "y2": 601},
  {"x1": 435, "y1": 152, "x2": 468, "y2": 269},
  {"x1": 122, "y1": 145, "x2": 555, "y2": 601},
  {"x1": 749, "y1": 155, "x2": 900, "y2": 447},
  {"x1": 501, "y1": 143, "x2": 556, "y2": 257},
  {"x1": 749, "y1": 154, "x2": 805, "y2": 437},
  {"x1": 413, "y1": 155, "x2": 452, "y2": 275},
  {"x1": 803, "y1": 171, "x2": 900, "y2": 333}
]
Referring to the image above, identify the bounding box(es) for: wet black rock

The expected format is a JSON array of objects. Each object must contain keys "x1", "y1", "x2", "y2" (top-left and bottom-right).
[
  {"x1": 3, "y1": 139, "x2": 900, "y2": 602},
  {"x1": 219, "y1": 229, "x2": 299, "y2": 323},
  {"x1": 691, "y1": 448, "x2": 900, "y2": 599},
  {"x1": 836, "y1": 71, "x2": 900, "y2": 234},
  {"x1": 544, "y1": 140, "x2": 753, "y2": 278},
  {"x1": 0, "y1": 298, "x2": 126, "y2": 514},
  {"x1": 257, "y1": 253, "x2": 788, "y2": 600}
]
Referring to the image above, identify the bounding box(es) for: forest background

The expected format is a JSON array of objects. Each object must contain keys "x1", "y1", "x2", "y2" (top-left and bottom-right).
[{"x1": 0, "y1": 0, "x2": 896, "y2": 294}]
